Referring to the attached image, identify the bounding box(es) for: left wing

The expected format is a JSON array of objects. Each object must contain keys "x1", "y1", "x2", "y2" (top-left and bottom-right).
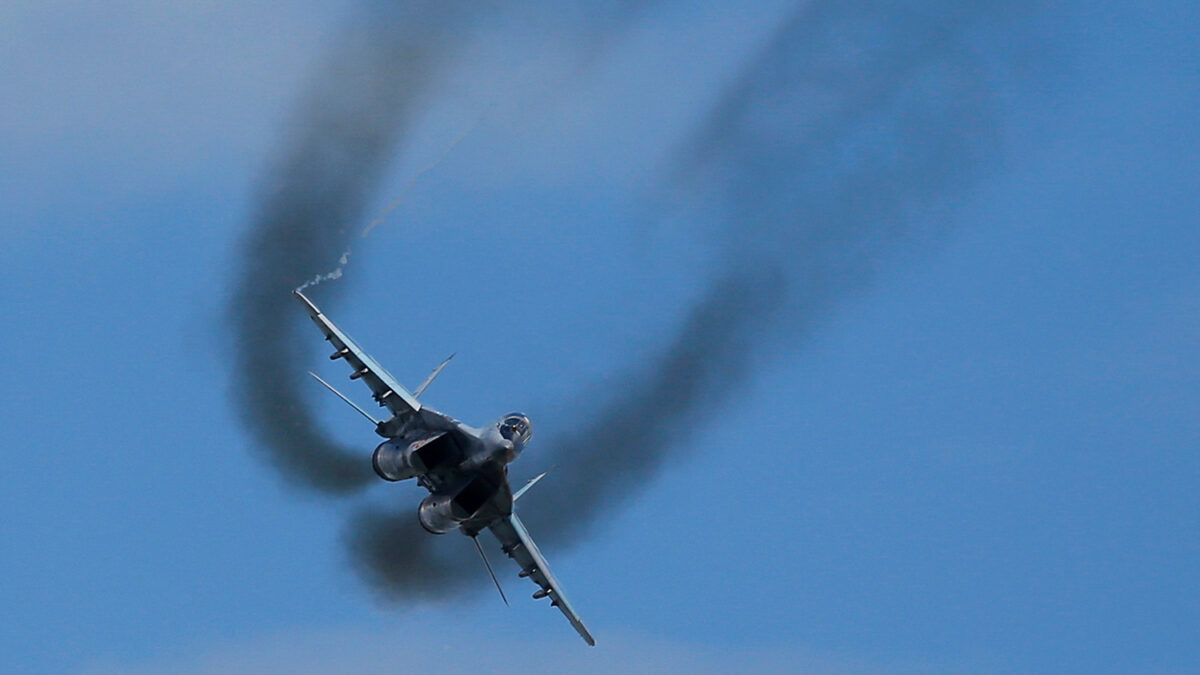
[
  {"x1": 293, "y1": 290, "x2": 422, "y2": 419},
  {"x1": 488, "y1": 513, "x2": 595, "y2": 646}
]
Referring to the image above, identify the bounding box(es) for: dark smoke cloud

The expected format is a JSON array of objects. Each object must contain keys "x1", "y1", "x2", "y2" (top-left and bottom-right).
[
  {"x1": 345, "y1": 506, "x2": 473, "y2": 599},
  {"x1": 229, "y1": 0, "x2": 655, "y2": 497},
  {"x1": 343, "y1": 270, "x2": 788, "y2": 597},
  {"x1": 522, "y1": 0, "x2": 1025, "y2": 546},
  {"x1": 231, "y1": 6, "x2": 465, "y2": 495},
  {"x1": 523, "y1": 270, "x2": 789, "y2": 544},
  {"x1": 229, "y1": 2, "x2": 657, "y2": 590},
  {"x1": 231, "y1": 0, "x2": 1039, "y2": 598}
]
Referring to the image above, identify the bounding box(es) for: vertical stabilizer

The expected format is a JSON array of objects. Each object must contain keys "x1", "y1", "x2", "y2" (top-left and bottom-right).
[{"x1": 413, "y1": 353, "x2": 455, "y2": 398}]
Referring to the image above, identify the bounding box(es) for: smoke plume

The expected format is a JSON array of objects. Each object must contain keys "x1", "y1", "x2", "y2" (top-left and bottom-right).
[
  {"x1": 229, "y1": 0, "x2": 654, "y2": 496},
  {"x1": 230, "y1": 1, "x2": 1038, "y2": 597},
  {"x1": 231, "y1": 5, "x2": 464, "y2": 495},
  {"x1": 518, "y1": 1, "x2": 1021, "y2": 548},
  {"x1": 229, "y1": 1, "x2": 657, "y2": 590}
]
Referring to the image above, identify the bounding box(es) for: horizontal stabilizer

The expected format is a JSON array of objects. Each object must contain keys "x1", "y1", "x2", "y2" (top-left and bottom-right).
[{"x1": 513, "y1": 472, "x2": 547, "y2": 502}]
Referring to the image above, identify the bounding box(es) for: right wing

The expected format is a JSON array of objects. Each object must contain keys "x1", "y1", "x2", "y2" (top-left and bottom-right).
[
  {"x1": 488, "y1": 513, "x2": 595, "y2": 646},
  {"x1": 293, "y1": 290, "x2": 422, "y2": 419}
]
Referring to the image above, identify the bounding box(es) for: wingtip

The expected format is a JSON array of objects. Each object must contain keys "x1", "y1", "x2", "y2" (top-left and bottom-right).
[{"x1": 292, "y1": 288, "x2": 321, "y2": 315}]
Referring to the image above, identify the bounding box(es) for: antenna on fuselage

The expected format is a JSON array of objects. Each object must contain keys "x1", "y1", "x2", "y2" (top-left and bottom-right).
[
  {"x1": 472, "y1": 535, "x2": 508, "y2": 606},
  {"x1": 308, "y1": 371, "x2": 380, "y2": 425}
]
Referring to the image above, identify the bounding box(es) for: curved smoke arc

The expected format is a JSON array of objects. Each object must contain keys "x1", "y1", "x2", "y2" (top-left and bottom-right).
[{"x1": 230, "y1": 1, "x2": 1038, "y2": 598}]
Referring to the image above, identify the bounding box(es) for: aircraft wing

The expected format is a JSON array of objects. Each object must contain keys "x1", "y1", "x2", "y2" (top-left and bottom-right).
[
  {"x1": 293, "y1": 290, "x2": 422, "y2": 419},
  {"x1": 488, "y1": 513, "x2": 595, "y2": 646}
]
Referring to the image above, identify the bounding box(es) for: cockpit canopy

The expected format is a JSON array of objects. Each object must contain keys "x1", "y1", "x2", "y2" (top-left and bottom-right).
[{"x1": 498, "y1": 412, "x2": 533, "y2": 446}]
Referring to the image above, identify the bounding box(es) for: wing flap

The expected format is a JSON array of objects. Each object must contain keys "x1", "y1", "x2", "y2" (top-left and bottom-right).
[
  {"x1": 293, "y1": 290, "x2": 422, "y2": 417},
  {"x1": 489, "y1": 514, "x2": 595, "y2": 646}
]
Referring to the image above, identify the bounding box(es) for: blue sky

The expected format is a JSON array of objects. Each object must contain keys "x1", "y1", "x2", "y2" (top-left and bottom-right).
[{"x1": 2, "y1": 1, "x2": 1198, "y2": 673}]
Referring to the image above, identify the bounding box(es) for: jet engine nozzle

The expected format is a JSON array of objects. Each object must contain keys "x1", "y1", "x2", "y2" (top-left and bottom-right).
[
  {"x1": 416, "y1": 474, "x2": 500, "y2": 534},
  {"x1": 418, "y1": 493, "x2": 469, "y2": 534},
  {"x1": 372, "y1": 439, "x2": 426, "y2": 482}
]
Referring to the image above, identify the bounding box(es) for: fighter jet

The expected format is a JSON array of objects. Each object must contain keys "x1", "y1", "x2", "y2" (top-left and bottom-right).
[{"x1": 293, "y1": 290, "x2": 595, "y2": 646}]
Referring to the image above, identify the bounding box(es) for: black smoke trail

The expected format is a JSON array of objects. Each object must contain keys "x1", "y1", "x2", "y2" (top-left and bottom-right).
[
  {"x1": 229, "y1": 1, "x2": 655, "y2": 497},
  {"x1": 231, "y1": 6, "x2": 465, "y2": 495},
  {"x1": 344, "y1": 270, "x2": 788, "y2": 598},
  {"x1": 231, "y1": 0, "x2": 1040, "y2": 598},
  {"x1": 353, "y1": 0, "x2": 1035, "y2": 594},
  {"x1": 522, "y1": 0, "x2": 1024, "y2": 545},
  {"x1": 229, "y1": 2, "x2": 658, "y2": 592},
  {"x1": 345, "y1": 506, "x2": 472, "y2": 598}
]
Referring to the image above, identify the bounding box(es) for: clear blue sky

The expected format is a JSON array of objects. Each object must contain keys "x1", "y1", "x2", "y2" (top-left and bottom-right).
[{"x1": 2, "y1": 1, "x2": 1198, "y2": 673}]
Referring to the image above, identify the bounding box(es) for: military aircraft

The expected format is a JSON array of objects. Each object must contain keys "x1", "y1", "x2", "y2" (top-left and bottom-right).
[{"x1": 293, "y1": 290, "x2": 595, "y2": 646}]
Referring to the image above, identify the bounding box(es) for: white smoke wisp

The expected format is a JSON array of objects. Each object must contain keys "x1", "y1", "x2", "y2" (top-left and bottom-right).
[
  {"x1": 293, "y1": 114, "x2": 483, "y2": 294},
  {"x1": 360, "y1": 113, "x2": 483, "y2": 240},
  {"x1": 295, "y1": 250, "x2": 351, "y2": 292}
]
